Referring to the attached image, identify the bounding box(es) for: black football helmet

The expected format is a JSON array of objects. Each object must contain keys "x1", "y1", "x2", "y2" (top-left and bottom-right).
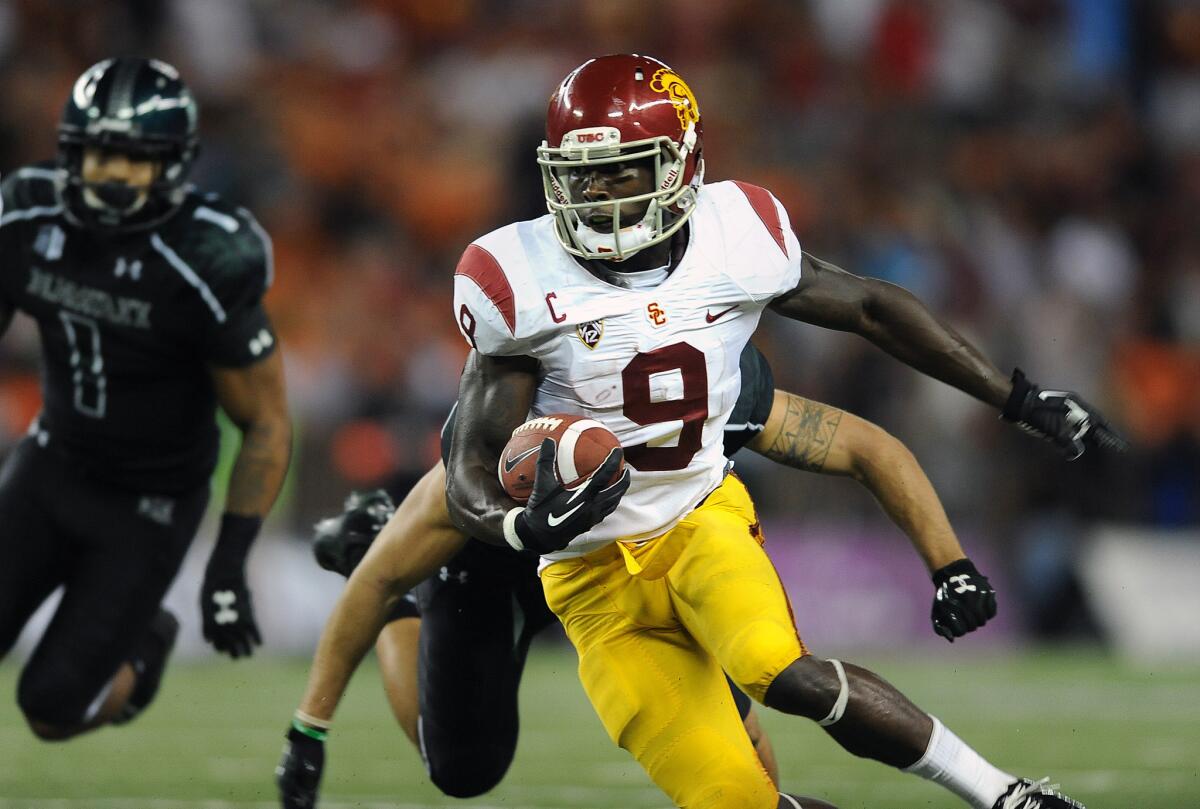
[{"x1": 57, "y1": 57, "x2": 198, "y2": 232}]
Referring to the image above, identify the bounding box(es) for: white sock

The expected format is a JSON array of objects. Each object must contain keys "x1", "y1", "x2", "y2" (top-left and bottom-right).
[{"x1": 902, "y1": 716, "x2": 1015, "y2": 809}]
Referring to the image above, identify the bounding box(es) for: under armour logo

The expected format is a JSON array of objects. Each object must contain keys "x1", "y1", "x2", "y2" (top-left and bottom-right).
[
  {"x1": 249, "y1": 328, "x2": 274, "y2": 356},
  {"x1": 949, "y1": 575, "x2": 977, "y2": 594},
  {"x1": 438, "y1": 567, "x2": 468, "y2": 584},
  {"x1": 114, "y1": 256, "x2": 143, "y2": 280},
  {"x1": 212, "y1": 590, "x2": 239, "y2": 624}
]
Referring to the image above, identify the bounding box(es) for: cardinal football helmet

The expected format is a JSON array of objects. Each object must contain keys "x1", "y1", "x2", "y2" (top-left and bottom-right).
[
  {"x1": 537, "y1": 54, "x2": 704, "y2": 261},
  {"x1": 57, "y1": 57, "x2": 199, "y2": 232}
]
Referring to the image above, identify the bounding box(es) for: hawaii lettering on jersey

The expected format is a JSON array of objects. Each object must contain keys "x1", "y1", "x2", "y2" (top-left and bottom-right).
[{"x1": 25, "y1": 267, "x2": 152, "y2": 329}]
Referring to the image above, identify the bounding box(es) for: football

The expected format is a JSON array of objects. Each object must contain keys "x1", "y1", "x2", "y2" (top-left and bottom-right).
[{"x1": 499, "y1": 413, "x2": 624, "y2": 503}]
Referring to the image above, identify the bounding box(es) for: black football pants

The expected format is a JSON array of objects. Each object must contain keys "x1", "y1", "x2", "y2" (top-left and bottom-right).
[
  {"x1": 410, "y1": 538, "x2": 753, "y2": 798},
  {"x1": 0, "y1": 438, "x2": 207, "y2": 727}
]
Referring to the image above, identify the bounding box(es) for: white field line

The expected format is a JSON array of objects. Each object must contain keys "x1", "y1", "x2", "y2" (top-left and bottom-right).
[
  {"x1": 0, "y1": 783, "x2": 667, "y2": 809},
  {"x1": 0, "y1": 802, "x2": 525, "y2": 809}
]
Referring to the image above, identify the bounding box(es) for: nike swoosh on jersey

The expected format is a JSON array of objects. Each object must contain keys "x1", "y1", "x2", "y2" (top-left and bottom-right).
[
  {"x1": 705, "y1": 305, "x2": 738, "y2": 322},
  {"x1": 503, "y1": 445, "x2": 541, "y2": 474}
]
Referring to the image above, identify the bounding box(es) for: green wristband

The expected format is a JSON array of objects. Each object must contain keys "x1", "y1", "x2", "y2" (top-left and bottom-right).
[{"x1": 291, "y1": 718, "x2": 328, "y2": 742}]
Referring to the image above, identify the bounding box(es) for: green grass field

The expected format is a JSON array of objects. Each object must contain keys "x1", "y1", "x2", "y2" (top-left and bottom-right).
[{"x1": 1, "y1": 645, "x2": 1197, "y2": 808}]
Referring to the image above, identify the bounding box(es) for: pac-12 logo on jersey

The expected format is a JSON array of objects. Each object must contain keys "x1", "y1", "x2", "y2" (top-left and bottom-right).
[{"x1": 577, "y1": 319, "x2": 604, "y2": 349}]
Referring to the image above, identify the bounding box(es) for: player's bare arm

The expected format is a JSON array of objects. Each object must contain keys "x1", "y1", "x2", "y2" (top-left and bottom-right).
[
  {"x1": 444, "y1": 351, "x2": 539, "y2": 546},
  {"x1": 772, "y1": 253, "x2": 1126, "y2": 458},
  {"x1": 200, "y1": 347, "x2": 291, "y2": 659},
  {"x1": 750, "y1": 390, "x2": 966, "y2": 572},
  {"x1": 295, "y1": 465, "x2": 464, "y2": 725},
  {"x1": 771, "y1": 253, "x2": 1009, "y2": 407},
  {"x1": 213, "y1": 348, "x2": 292, "y2": 517}
]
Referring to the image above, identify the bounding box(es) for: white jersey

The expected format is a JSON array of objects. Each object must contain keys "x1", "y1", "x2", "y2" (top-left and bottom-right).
[{"x1": 453, "y1": 180, "x2": 803, "y2": 561}]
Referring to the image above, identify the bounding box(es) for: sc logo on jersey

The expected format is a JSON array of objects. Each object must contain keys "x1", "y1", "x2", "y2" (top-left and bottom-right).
[{"x1": 646, "y1": 302, "x2": 667, "y2": 327}]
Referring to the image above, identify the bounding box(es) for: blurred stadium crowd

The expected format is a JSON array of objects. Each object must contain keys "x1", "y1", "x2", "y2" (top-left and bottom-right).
[{"x1": 1, "y1": 1, "x2": 1197, "y2": 637}]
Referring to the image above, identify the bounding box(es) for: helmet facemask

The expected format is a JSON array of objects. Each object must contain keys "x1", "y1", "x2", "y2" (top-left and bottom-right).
[
  {"x1": 58, "y1": 132, "x2": 196, "y2": 233},
  {"x1": 538, "y1": 122, "x2": 703, "y2": 262}
]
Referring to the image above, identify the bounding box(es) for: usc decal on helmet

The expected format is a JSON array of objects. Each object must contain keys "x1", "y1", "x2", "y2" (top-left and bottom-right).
[{"x1": 649, "y1": 69, "x2": 700, "y2": 131}]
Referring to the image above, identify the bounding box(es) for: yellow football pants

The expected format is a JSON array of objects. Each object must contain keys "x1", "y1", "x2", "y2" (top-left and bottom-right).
[{"x1": 541, "y1": 474, "x2": 807, "y2": 809}]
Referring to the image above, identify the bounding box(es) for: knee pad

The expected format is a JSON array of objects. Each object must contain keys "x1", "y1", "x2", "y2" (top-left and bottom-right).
[
  {"x1": 17, "y1": 670, "x2": 96, "y2": 728},
  {"x1": 425, "y1": 748, "x2": 512, "y2": 798},
  {"x1": 723, "y1": 620, "x2": 805, "y2": 703},
  {"x1": 419, "y1": 718, "x2": 515, "y2": 798}
]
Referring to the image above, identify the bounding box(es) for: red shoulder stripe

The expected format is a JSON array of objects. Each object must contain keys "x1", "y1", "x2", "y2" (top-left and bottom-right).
[
  {"x1": 732, "y1": 181, "x2": 788, "y2": 258},
  {"x1": 454, "y1": 244, "x2": 516, "y2": 336}
]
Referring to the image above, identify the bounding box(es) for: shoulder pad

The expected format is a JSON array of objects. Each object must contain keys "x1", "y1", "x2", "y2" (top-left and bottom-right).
[
  {"x1": 1, "y1": 164, "x2": 65, "y2": 227},
  {"x1": 452, "y1": 223, "x2": 551, "y2": 356},
  {"x1": 706, "y1": 180, "x2": 804, "y2": 302},
  {"x1": 159, "y1": 194, "x2": 273, "y2": 291}
]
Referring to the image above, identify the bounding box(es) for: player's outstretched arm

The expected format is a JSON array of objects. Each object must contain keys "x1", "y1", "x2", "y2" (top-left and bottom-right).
[
  {"x1": 278, "y1": 465, "x2": 468, "y2": 809},
  {"x1": 299, "y1": 464, "x2": 467, "y2": 723},
  {"x1": 201, "y1": 349, "x2": 292, "y2": 659},
  {"x1": 749, "y1": 390, "x2": 964, "y2": 571},
  {"x1": 770, "y1": 253, "x2": 1125, "y2": 458},
  {"x1": 772, "y1": 254, "x2": 1008, "y2": 405},
  {"x1": 444, "y1": 351, "x2": 540, "y2": 546},
  {"x1": 748, "y1": 390, "x2": 995, "y2": 641}
]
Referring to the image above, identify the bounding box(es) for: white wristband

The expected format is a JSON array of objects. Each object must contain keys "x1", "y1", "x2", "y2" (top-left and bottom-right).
[{"x1": 502, "y1": 507, "x2": 525, "y2": 551}]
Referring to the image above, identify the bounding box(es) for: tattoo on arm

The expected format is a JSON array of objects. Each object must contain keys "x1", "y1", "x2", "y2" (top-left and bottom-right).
[{"x1": 758, "y1": 394, "x2": 844, "y2": 473}]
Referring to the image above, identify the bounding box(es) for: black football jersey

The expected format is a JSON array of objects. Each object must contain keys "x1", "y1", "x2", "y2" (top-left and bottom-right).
[{"x1": 0, "y1": 165, "x2": 276, "y2": 493}]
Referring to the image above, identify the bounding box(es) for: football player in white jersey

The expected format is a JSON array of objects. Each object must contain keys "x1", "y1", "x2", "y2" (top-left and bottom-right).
[
  {"x1": 277, "y1": 342, "x2": 995, "y2": 809},
  {"x1": 442, "y1": 54, "x2": 1116, "y2": 808}
]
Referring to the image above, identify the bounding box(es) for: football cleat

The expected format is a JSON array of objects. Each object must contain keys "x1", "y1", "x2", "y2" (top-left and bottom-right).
[
  {"x1": 113, "y1": 608, "x2": 179, "y2": 725},
  {"x1": 993, "y1": 778, "x2": 1086, "y2": 809},
  {"x1": 312, "y1": 489, "x2": 395, "y2": 577}
]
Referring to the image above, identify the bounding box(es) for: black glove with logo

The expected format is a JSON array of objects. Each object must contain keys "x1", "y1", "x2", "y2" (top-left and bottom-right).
[
  {"x1": 931, "y1": 558, "x2": 997, "y2": 642},
  {"x1": 200, "y1": 513, "x2": 262, "y2": 659},
  {"x1": 1002, "y1": 368, "x2": 1129, "y2": 460},
  {"x1": 312, "y1": 489, "x2": 396, "y2": 577},
  {"x1": 276, "y1": 724, "x2": 325, "y2": 809},
  {"x1": 506, "y1": 438, "x2": 630, "y2": 555}
]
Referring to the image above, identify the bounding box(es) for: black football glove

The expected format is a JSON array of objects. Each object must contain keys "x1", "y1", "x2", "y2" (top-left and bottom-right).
[
  {"x1": 276, "y1": 725, "x2": 325, "y2": 809},
  {"x1": 507, "y1": 438, "x2": 630, "y2": 555},
  {"x1": 1002, "y1": 368, "x2": 1129, "y2": 460},
  {"x1": 312, "y1": 489, "x2": 396, "y2": 577},
  {"x1": 931, "y1": 558, "x2": 997, "y2": 642},
  {"x1": 200, "y1": 514, "x2": 262, "y2": 659}
]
